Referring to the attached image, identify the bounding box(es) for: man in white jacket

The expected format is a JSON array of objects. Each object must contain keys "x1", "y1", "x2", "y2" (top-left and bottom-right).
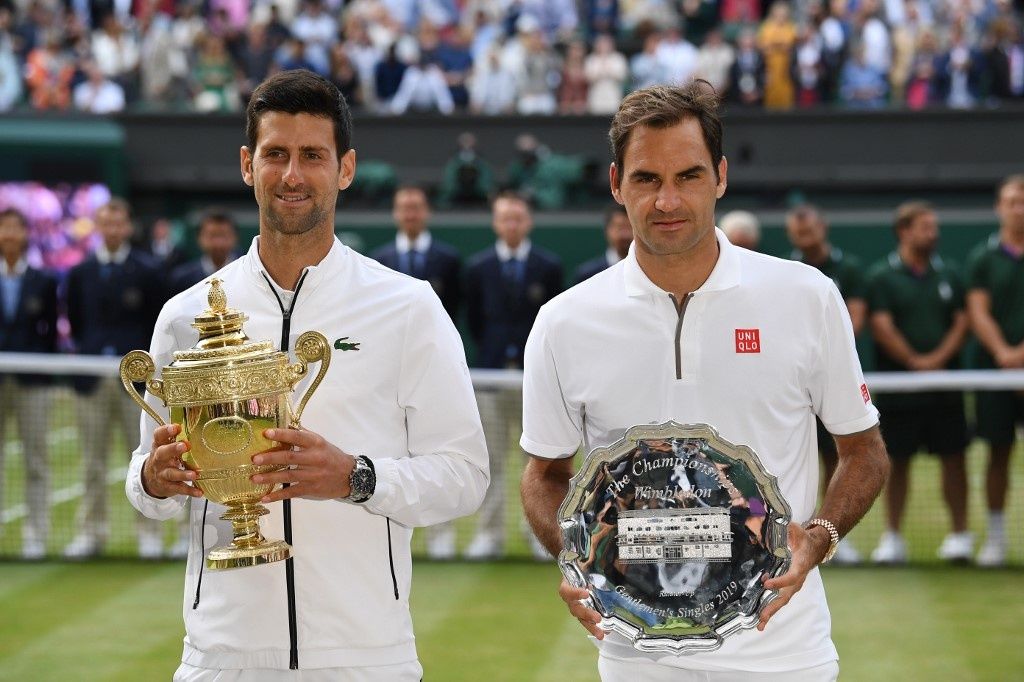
[{"x1": 125, "y1": 69, "x2": 489, "y2": 681}]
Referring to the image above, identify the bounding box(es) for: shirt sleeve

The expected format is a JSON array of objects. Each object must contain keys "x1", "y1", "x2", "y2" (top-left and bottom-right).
[
  {"x1": 810, "y1": 280, "x2": 880, "y2": 436},
  {"x1": 519, "y1": 304, "x2": 583, "y2": 459},
  {"x1": 362, "y1": 282, "x2": 489, "y2": 527},
  {"x1": 842, "y1": 256, "x2": 867, "y2": 300},
  {"x1": 864, "y1": 265, "x2": 890, "y2": 313},
  {"x1": 965, "y1": 242, "x2": 989, "y2": 291},
  {"x1": 125, "y1": 300, "x2": 190, "y2": 520}
]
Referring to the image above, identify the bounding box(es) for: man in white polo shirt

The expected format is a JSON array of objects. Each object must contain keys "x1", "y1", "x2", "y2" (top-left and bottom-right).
[{"x1": 519, "y1": 82, "x2": 890, "y2": 680}]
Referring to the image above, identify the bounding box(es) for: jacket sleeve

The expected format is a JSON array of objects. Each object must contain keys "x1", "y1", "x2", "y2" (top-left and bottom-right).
[
  {"x1": 125, "y1": 299, "x2": 190, "y2": 520},
  {"x1": 362, "y1": 283, "x2": 489, "y2": 527}
]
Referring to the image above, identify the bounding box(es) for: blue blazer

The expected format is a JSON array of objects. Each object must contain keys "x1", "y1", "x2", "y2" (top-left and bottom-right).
[
  {"x1": 465, "y1": 245, "x2": 563, "y2": 369},
  {"x1": 574, "y1": 255, "x2": 611, "y2": 285},
  {"x1": 66, "y1": 250, "x2": 165, "y2": 393},
  {"x1": 0, "y1": 266, "x2": 58, "y2": 385},
  {"x1": 370, "y1": 239, "x2": 463, "y2": 323}
]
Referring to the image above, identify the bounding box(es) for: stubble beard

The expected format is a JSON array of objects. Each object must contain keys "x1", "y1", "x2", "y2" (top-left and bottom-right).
[{"x1": 263, "y1": 199, "x2": 328, "y2": 237}]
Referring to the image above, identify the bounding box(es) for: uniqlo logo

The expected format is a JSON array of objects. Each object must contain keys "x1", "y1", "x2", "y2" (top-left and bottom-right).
[
  {"x1": 735, "y1": 329, "x2": 761, "y2": 353},
  {"x1": 861, "y1": 383, "x2": 871, "y2": 404}
]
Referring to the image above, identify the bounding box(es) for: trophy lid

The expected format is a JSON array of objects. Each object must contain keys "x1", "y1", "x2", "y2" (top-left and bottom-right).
[{"x1": 170, "y1": 278, "x2": 277, "y2": 366}]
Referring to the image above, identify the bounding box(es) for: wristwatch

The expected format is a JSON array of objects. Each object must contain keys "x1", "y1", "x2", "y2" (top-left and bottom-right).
[
  {"x1": 804, "y1": 518, "x2": 840, "y2": 564},
  {"x1": 346, "y1": 455, "x2": 376, "y2": 503}
]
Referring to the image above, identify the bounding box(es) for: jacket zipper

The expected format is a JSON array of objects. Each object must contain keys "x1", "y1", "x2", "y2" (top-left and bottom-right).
[
  {"x1": 192, "y1": 499, "x2": 209, "y2": 609},
  {"x1": 668, "y1": 293, "x2": 693, "y2": 380},
  {"x1": 386, "y1": 518, "x2": 400, "y2": 599},
  {"x1": 262, "y1": 270, "x2": 308, "y2": 670}
]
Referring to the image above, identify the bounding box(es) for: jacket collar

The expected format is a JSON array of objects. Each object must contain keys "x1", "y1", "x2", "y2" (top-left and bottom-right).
[{"x1": 244, "y1": 235, "x2": 349, "y2": 294}]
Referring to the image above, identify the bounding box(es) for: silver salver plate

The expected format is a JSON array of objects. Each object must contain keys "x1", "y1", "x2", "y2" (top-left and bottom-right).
[{"x1": 557, "y1": 422, "x2": 792, "y2": 654}]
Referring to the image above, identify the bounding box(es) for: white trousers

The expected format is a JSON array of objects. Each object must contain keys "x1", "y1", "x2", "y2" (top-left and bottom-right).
[
  {"x1": 0, "y1": 377, "x2": 51, "y2": 545},
  {"x1": 598, "y1": 655, "x2": 839, "y2": 682}
]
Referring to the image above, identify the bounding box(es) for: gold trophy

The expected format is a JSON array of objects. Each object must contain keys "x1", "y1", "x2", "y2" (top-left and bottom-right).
[{"x1": 119, "y1": 278, "x2": 331, "y2": 569}]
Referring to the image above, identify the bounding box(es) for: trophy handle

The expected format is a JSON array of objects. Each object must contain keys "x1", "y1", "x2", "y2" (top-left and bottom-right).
[
  {"x1": 119, "y1": 350, "x2": 167, "y2": 427},
  {"x1": 288, "y1": 331, "x2": 331, "y2": 428}
]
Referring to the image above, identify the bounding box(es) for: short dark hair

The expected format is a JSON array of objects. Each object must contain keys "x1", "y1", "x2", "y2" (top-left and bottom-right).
[
  {"x1": 198, "y1": 208, "x2": 237, "y2": 234},
  {"x1": 0, "y1": 207, "x2": 28, "y2": 228},
  {"x1": 97, "y1": 197, "x2": 132, "y2": 218},
  {"x1": 491, "y1": 190, "x2": 531, "y2": 211},
  {"x1": 603, "y1": 203, "x2": 628, "y2": 226},
  {"x1": 786, "y1": 203, "x2": 823, "y2": 224},
  {"x1": 997, "y1": 174, "x2": 1024, "y2": 199},
  {"x1": 246, "y1": 70, "x2": 353, "y2": 160},
  {"x1": 893, "y1": 200, "x2": 934, "y2": 235},
  {"x1": 609, "y1": 81, "x2": 723, "y2": 186},
  {"x1": 393, "y1": 184, "x2": 428, "y2": 201}
]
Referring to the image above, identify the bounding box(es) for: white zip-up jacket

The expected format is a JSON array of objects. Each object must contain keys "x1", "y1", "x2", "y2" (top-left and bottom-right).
[{"x1": 126, "y1": 237, "x2": 489, "y2": 670}]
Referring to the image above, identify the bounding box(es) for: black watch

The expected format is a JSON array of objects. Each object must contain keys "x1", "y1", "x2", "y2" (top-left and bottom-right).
[{"x1": 347, "y1": 455, "x2": 376, "y2": 503}]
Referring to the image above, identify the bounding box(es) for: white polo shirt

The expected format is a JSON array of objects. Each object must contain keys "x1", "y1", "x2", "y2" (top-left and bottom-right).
[{"x1": 521, "y1": 228, "x2": 879, "y2": 673}]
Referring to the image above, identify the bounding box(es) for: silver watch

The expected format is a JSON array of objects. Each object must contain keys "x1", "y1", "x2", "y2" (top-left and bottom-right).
[{"x1": 347, "y1": 455, "x2": 376, "y2": 503}]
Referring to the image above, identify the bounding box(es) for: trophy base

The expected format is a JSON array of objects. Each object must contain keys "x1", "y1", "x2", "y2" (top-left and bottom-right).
[{"x1": 206, "y1": 539, "x2": 292, "y2": 570}]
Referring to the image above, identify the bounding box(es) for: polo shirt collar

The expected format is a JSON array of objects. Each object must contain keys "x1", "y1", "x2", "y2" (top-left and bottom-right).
[
  {"x1": 96, "y1": 243, "x2": 130, "y2": 265},
  {"x1": 496, "y1": 239, "x2": 531, "y2": 262},
  {"x1": 623, "y1": 227, "x2": 741, "y2": 298},
  {"x1": 245, "y1": 234, "x2": 349, "y2": 293}
]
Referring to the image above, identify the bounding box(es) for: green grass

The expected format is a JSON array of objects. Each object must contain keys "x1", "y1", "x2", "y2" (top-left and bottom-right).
[{"x1": 0, "y1": 561, "x2": 1020, "y2": 681}]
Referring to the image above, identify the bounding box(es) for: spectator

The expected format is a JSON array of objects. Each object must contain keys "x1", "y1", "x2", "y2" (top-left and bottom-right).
[
  {"x1": 277, "y1": 36, "x2": 318, "y2": 73},
  {"x1": 171, "y1": 2, "x2": 206, "y2": 62},
  {"x1": 818, "y1": 0, "x2": 849, "y2": 102},
  {"x1": 585, "y1": 0, "x2": 619, "y2": 38},
  {"x1": 512, "y1": 0, "x2": 579, "y2": 45},
  {"x1": 73, "y1": 57, "x2": 126, "y2": 112},
  {"x1": 290, "y1": 0, "x2": 337, "y2": 75},
  {"x1": 574, "y1": 203, "x2": 633, "y2": 283},
  {"x1": 64, "y1": 198, "x2": 167, "y2": 559},
  {"x1": 630, "y1": 30, "x2": 665, "y2": 90},
  {"x1": 694, "y1": 28, "x2": 735, "y2": 94},
  {"x1": 506, "y1": 133, "x2": 547, "y2": 193},
  {"x1": 584, "y1": 33, "x2": 628, "y2": 114},
  {"x1": 905, "y1": 30, "x2": 940, "y2": 108},
  {"x1": 680, "y1": 0, "x2": 719, "y2": 44},
  {"x1": 0, "y1": 21, "x2": 22, "y2": 110},
  {"x1": 342, "y1": 15, "x2": 382, "y2": 109},
  {"x1": 91, "y1": 13, "x2": 140, "y2": 101},
  {"x1": 0, "y1": 208, "x2": 59, "y2": 560},
  {"x1": 866, "y1": 201, "x2": 971, "y2": 564},
  {"x1": 729, "y1": 27, "x2": 766, "y2": 105},
  {"x1": 168, "y1": 209, "x2": 239, "y2": 294},
  {"x1": 514, "y1": 16, "x2": 560, "y2": 114},
  {"x1": 191, "y1": 33, "x2": 239, "y2": 111},
  {"x1": 438, "y1": 132, "x2": 495, "y2": 207},
  {"x1": 855, "y1": 0, "x2": 891, "y2": 76},
  {"x1": 464, "y1": 192, "x2": 562, "y2": 558},
  {"x1": 24, "y1": 28, "x2": 74, "y2": 109},
  {"x1": 935, "y1": 23, "x2": 983, "y2": 108},
  {"x1": 141, "y1": 217, "x2": 188, "y2": 272},
  {"x1": 558, "y1": 39, "x2": 589, "y2": 114},
  {"x1": 138, "y1": 1, "x2": 188, "y2": 106},
  {"x1": 655, "y1": 24, "x2": 698, "y2": 85},
  {"x1": 469, "y1": 43, "x2": 517, "y2": 114},
  {"x1": 985, "y1": 17, "x2": 1024, "y2": 102},
  {"x1": 786, "y1": 203, "x2": 867, "y2": 564},
  {"x1": 721, "y1": 0, "x2": 763, "y2": 29},
  {"x1": 262, "y1": 3, "x2": 293, "y2": 48},
  {"x1": 620, "y1": 0, "x2": 678, "y2": 34},
  {"x1": 840, "y1": 43, "x2": 888, "y2": 107},
  {"x1": 373, "y1": 41, "x2": 407, "y2": 108},
  {"x1": 759, "y1": 1, "x2": 798, "y2": 109},
  {"x1": 237, "y1": 23, "x2": 276, "y2": 103},
  {"x1": 720, "y1": 209, "x2": 761, "y2": 250},
  {"x1": 328, "y1": 42, "x2": 361, "y2": 106},
  {"x1": 965, "y1": 174, "x2": 1024, "y2": 567},
  {"x1": 389, "y1": 50, "x2": 455, "y2": 114},
  {"x1": 435, "y1": 26, "x2": 473, "y2": 108},
  {"x1": 889, "y1": 0, "x2": 929, "y2": 103},
  {"x1": 793, "y1": 22, "x2": 826, "y2": 106}
]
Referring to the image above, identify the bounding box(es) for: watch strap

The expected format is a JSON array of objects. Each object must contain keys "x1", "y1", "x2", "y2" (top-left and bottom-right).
[{"x1": 805, "y1": 517, "x2": 840, "y2": 564}]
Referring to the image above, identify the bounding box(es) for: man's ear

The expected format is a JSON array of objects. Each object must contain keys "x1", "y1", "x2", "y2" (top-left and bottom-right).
[
  {"x1": 338, "y1": 149, "x2": 357, "y2": 191},
  {"x1": 715, "y1": 156, "x2": 728, "y2": 199},
  {"x1": 609, "y1": 162, "x2": 624, "y2": 205},
  {"x1": 240, "y1": 146, "x2": 254, "y2": 187}
]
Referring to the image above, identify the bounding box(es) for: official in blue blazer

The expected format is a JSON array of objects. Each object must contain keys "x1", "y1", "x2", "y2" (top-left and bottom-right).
[
  {"x1": 168, "y1": 209, "x2": 240, "y2": 296},
  {"x1": 0, "y1": 208, "x2": 58, "y2": 558},
  {"x1": 370, "y1": 186, "x2": 462, "y2": 323},
  {"x1": 463, "y1": 192, "x2": 562, "y2": 558},
  {"x1": 574, "y1": 204, "x2": 633, "y2": 285},
  {"x1": 64, "y1": 198, "x2": 167, "y2": 559}
]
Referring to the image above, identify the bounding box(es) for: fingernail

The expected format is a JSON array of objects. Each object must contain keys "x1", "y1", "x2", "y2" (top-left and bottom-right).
[
  {"x1": 177, "y1": 443, "x2": 186, "y2": 452},
  {"x1": 260, "y1": 496, "x2": 270, "y2": 503},
  {"x1": 265, "y1": 429, "x2": 276, "y2": 439},
  {"x1": 252, "y1": 475, "x2": 263, "y2": 483},
  {"x1": 252, "y1": 455, "x2": 264, "y2": 465}
]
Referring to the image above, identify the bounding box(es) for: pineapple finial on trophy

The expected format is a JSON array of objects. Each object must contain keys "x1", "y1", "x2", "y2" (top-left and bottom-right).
[{"x1": 208, "y1": 277, "x2": 228, "y2": 313}]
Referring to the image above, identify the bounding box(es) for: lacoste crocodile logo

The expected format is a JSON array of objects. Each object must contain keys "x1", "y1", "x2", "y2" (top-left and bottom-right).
[{"x1": 334, "y1": 337, "x2": 361, "y2": 352}]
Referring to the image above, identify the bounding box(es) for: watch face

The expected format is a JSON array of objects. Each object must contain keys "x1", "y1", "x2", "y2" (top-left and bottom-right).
[{"x1": 350, "y1": 460, "x2": 375, "y2": 501}]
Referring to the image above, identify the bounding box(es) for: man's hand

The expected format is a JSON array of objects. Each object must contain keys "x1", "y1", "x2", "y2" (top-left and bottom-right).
[
  {"x1": 559, "y1": 579, "x2": 606, "y2": 639},
  {"x1": 251, "y1": 428, "x2": 357, "y2": 502},
  {"x1": 757, "y1": 522, "x2": 830, "y2": 631},
  {"x1": 141, "y1": 424, "x2": 203, "y2": 499},
  {"x1": 994, "y1": 346, "x2": 1024, "y2": 369}
]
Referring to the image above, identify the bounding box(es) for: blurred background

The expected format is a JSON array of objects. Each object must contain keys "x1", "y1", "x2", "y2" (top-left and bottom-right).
[{"x1": 0, "y1": 0, "x2": 1023, "y2": 677}]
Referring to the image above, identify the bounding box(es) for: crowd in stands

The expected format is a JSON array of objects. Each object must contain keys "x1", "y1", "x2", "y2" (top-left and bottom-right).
[{"x1": 0, "y1": 0, "x2": 1021, "y2": 115}]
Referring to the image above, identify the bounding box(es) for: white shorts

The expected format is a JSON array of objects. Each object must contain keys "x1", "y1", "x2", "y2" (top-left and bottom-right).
[
  {"x1": 597, "y1": 655, "x2": 839, "y2": 682},
  {"x1": 173, "y1": 660, "x2": 423, "y2": 682}
]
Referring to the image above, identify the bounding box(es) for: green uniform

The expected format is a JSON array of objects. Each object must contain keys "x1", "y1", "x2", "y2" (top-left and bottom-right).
[
  {"x1": 965, "y1": 234, "x2": 1024, "y2": 445},
  {"x1": 865, "y1": 252, "x2": 966, "y2": 456},
  {"x1": 965, "y1": 234, "x2": 1024, "y2": 368},
  {"x1": 792, "y1": 247, "x2": 866, "y2": 301}
]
